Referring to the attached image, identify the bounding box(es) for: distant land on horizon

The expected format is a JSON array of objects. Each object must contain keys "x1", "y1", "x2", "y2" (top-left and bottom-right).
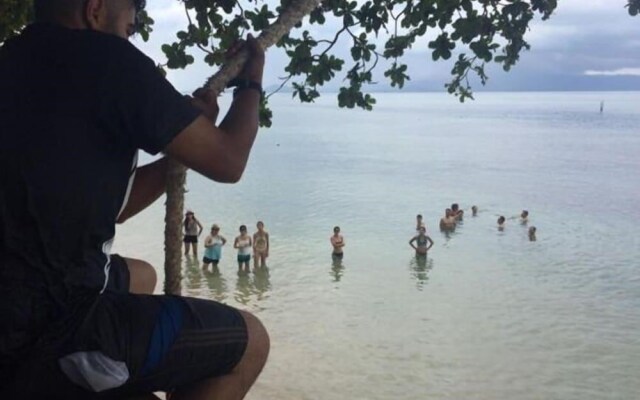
[{"x1": 265, "y1": 75, "x2": 640, "y2": 94}]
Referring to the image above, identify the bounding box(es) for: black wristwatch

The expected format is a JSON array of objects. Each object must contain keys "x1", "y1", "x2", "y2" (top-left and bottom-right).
[{"x1": 227, "y1": 78, "x2": 263, "y2": 97}]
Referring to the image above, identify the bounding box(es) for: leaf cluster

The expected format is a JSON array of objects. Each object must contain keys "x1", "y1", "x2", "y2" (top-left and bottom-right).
[
  {"x1": 160, "y1": 0, "x2": 564, "y2": 126},
  {"x1": 0, "y1": 0, "x2": 33, "y2": 44}
]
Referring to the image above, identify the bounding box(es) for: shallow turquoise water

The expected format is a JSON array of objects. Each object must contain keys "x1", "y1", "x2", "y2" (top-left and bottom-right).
[{"x1": 115, "y1": 92, "x2": 640, "y2": 399}]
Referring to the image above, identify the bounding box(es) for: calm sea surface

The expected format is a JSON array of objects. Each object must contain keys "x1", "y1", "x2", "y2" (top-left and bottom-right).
[{"x1": 114, "y1": 92, "x2": 640, "y2": 400}]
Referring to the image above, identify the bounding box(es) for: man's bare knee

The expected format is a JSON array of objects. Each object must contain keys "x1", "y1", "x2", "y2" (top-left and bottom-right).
[
  {"x1": 125, "y1": 258, "x2": 157, "y2": 294},
  {"x1": 239, "y1": 311, "x2": 270, "y2": 368}
]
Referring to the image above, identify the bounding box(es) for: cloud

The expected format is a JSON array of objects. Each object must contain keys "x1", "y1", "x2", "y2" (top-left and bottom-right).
[{"x1": 584, "y1": 68, "x2": 640, "y2": 76}]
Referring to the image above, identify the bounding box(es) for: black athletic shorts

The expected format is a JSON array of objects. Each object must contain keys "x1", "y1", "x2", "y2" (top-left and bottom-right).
[
  {"x1": 4, "y1": 293, "x2": 248, "y2": 399},
  {"x1": 183, "y1": 235, "x2": 198, "y2": 244},
  {"x1": 203, "y1": 256, "x2": 219, "y2": 265}
]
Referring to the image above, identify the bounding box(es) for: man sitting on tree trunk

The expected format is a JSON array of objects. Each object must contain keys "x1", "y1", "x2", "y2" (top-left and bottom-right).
[{"x1": 0, "y1": 0, "x2": 269, "y2": 399}]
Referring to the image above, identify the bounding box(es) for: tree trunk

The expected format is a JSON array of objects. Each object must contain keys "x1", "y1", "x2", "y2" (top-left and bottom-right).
[
  {"x1": 164, "y1": 0, "x2": 321, "y2": 294},
  {"x1": 164, "y1": 159, "x2": 186, "y2": 295}
]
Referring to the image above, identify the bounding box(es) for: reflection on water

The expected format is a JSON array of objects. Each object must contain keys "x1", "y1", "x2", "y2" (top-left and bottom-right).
[
  {"x1": 182, "y1": 257, "x2": 271, "y2": 306},
  {"x1": 235, "y1": 272, "x2": 253, "y2": 305},
  {"x1": 203, "y1": 269, "x2": 228, "y2": 302},
  {"x1": 409, "y1": 255, "x2": 433, "y2": 290},
  {"x1": 253, "y1": 267, "x2": 271, "y2": 300},
  {"x1": 234, "y1": 268, "x2": 272, "y2": 306},
  {"x1": 439, "y1": 227, "x2": 456, "y2": 244},
  {"x1": 330, "y1": 254, "x2": 345, "y2": 282},
  {"x1": 184, "y1": 256, "x2": 202, "y2": 291}
]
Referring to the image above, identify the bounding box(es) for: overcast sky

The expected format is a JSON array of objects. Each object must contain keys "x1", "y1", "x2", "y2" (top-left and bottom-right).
[{"x1": 135, "y1": 0, "x2": 640, "y2": 93}]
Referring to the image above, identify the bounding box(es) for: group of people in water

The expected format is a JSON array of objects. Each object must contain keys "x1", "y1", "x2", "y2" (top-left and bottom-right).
[
  {"x1": 408, "y1": 204, "x2": 538, "y2": 256},
  {"x1": 184, "y1": 205, "x2": 537, "y2": 272},
  {"x1": 437, "y1": 203, "x2": 536, "y2": 241},
  {"x1": 183, "y1": 211, "x2": 270, "y2": 272},
  {"x1": 496, "y1": 210, "x2": 537, "y2": 240}
]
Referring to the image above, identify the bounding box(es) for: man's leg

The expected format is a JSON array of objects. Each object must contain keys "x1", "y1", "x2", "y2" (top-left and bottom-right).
[
  {"x1": 171, "y1": 310, "x2": 269, "y2": 400},
  {"x1": 125, "y1": 257, "x2": 157, "y2": 294},
  {"x1": 40, "y1": 293, "x2": 267, "y2": 400}
]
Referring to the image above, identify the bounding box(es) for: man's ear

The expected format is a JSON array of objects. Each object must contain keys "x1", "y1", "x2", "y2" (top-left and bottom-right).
[{"x1": 84, "y1": 0, "x2": 108, "y2": 30}]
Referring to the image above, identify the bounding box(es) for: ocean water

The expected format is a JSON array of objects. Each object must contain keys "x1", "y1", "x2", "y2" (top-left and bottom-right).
[{"x1": 114, "y1": 92, "x2": 640, "y2": 400}]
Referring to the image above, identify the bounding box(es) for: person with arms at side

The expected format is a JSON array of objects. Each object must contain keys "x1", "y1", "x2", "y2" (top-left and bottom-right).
[
  {"x1": 528, "y1": 226, "x2": 537, "y2": 241},
  {"x1": 330, "y1": 226, "x2": 345, "y2": 258},
  {"x1": 0, "y1": 1, "x2": 269, "y2": 399},
  {"x1": 203, "y1": 224, "x2": 227, "y2": 271},
  {"x1": 184, "y1": 210, "x2": 204, "y2": 257},
  {"x1": 253, "y1": 221, "x2": 269, "y2": 269},
  {"x1": 234, "y1": 225, "x2": 253, "y2": 273},
  {"x1": 520, "y1": 210, "x2": 529, "y2": 224},
  {"x1": 410, "y1": 226, "x2": 434, "y2": 256}
]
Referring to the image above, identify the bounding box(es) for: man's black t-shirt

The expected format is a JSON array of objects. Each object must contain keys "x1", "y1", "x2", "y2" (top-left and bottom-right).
[{"x1": 0, "y1": 24, "x2": 200, "y2": 355}]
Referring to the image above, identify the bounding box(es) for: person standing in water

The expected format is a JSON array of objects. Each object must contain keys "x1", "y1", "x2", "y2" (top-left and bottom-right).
[
  {"x1": 528, "y1": 226, "x2": 537, "y2": 241},
  {"x1": 253, "y1": 221, "x2": 270, "y2": 269},
  {"x1": 497, "y1": 216, "x2": 506, "y2": 230},
  {"x1": 184, "y1": 211, "x2": 203, "y2": 257},
  {"x1": 416, "y1": 214, "x2": 425, "y2": 231},
  {"x1": 410, "y1": 226, "x2": 434, "y2": 256},
  {"x1": 234, "y1": 225, "x2": 253, "y2": 272},
  {"x1": 451, "y1": 203, "x2": 464, "y2": 220},
  {"x1": 471, "y1": 205, "x2": 478, "y2": 217},
  {"x1": 520, "y1": 210, "x2": 529, "y2": 224},
  {"x1": 440, "y1": 209, "x2": 456, "y2": 231},
  {"x1": 202, "y1": 224, "x2": 226, "y2": 271},
  {"x1": 331, "y1": 226, "x2": 345, "y2": 258}
]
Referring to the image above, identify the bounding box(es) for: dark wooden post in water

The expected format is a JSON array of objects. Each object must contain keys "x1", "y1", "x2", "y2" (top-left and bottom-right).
[{"x1": 163, "y1": 0, "x2": 322, "y2": 294}]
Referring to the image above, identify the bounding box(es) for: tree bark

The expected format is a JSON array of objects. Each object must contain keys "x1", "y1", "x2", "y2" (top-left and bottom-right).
[
  {"x1": 164, "y1": 159, "x2": 186, "y2": 295},
  {"x1": 164, "y1": 0, "x2": 321, "y2": 294}
]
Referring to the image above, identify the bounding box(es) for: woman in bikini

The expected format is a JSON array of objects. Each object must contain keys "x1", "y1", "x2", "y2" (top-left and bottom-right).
[
  {"x1": 253, "y1": 221, "x2": 269, "y2": 269},
  {"x1": 410, "y1": 226, "x2": 434, "y2": 256}
]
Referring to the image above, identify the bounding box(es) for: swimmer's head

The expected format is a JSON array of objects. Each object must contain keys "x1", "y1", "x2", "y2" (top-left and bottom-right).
[
  {"x1": 333, "y1": 226, "x2": 340, "y2": 234},
  {"x1": 445, "y1": 208, "x2": 452, "y2": 217},
  {"x1": 257, "y1": 221, "x2": 264, "y2": 229},
  {"x1": 451, "y1": 203, "x2": 459, "y2": 212},
  {"x1": 211, "y1": 224, "x2": 220, "y2": 232},
  {"x1": 419, "y1": 226, "x2": 426, "y2": 234},
  {"x1": 521, "y1": 210, "x2": 529, "y2": 218},
  {"x1": 239, "y1": 225, "x2": 247, "y2": 233},
  {"x1": 498, "y1": 216, "x2": 506, "y2": 224},
  {"x1": 529, "y1": 226, "x2": 536, "y2": 234},
  {"x1": 471, "y1": 205, "x2": 478, "y2": 214},
  {"x1": 416, "y1": 214, "x2": 422, "y2": 220}
]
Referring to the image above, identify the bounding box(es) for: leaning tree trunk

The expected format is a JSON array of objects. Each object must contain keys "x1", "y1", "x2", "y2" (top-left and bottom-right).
[
  {"x1": 164, "y1": 158, "x2": 186, "y2": 295},
  {"x1": 164, "y1": 0, "x2": 322, "y2": 295}
]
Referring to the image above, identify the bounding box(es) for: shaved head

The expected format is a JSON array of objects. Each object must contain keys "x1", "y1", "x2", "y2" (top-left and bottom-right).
[
  {"x1": 34, "y1": 0, "x2": 146, "y2": 23},
  {"x1": 34, "y1": 0, "x2": 146, "y2": 39}
]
